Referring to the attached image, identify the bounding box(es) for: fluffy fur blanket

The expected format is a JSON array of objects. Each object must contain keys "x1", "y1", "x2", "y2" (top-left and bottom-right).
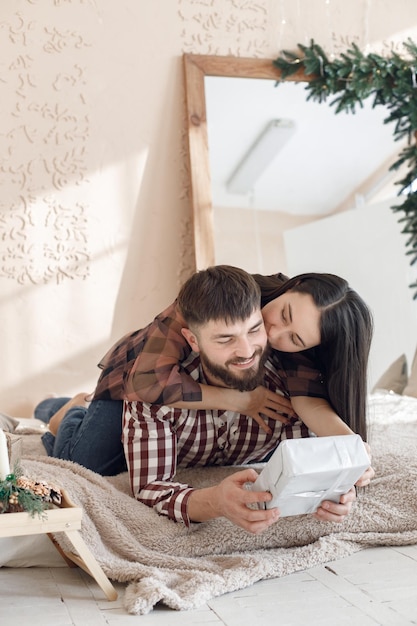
[{"x1": 18, "y1": 392, "x2": 417, "y2": 615}]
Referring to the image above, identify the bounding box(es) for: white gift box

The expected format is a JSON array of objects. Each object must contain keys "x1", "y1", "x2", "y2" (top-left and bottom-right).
[{"x1": 251, "y1": 434, "x2": 370, "y2": 517}]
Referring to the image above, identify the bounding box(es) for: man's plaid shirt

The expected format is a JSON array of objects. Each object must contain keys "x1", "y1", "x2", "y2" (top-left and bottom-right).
[{"x1": 122, "y1": 351, "x2": 314, "y2": 526}]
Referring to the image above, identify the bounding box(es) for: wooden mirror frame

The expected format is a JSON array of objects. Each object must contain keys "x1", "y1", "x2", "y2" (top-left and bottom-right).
[{"x1": 183, "y1": 53, "x2": 312, "y2": 270}]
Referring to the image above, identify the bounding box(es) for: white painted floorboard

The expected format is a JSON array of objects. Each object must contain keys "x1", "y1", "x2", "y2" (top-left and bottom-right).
[{"x1": 1, "y1": 545, "x2": 417, "y2": 625}]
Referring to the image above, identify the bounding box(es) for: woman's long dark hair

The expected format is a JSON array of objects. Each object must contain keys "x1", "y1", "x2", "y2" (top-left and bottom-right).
[{"x1": 254, "y1": 272, "x2": 373, "y2": 441}]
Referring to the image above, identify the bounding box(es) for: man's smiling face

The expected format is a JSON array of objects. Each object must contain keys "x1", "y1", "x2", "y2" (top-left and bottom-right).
[{"x1": 182, "y1": 309, "x2": 269, "y2": 391}]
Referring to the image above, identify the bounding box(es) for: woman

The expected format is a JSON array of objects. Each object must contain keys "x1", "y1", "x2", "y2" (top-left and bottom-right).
[{"x1": 254, "y1": 271, "x2": 373, "y2": 442}]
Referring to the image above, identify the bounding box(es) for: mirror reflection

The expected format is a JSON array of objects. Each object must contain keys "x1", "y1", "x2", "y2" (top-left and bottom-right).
[
  {"x1": 183, "y1": 53, "x2": 417, "y2": 389},
  {"x1": 205, "y1": 76, "x2": 402, "y2": 274}
]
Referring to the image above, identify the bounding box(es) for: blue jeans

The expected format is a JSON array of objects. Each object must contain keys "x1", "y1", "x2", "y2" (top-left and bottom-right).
[{"x1": 35, "y1": 397, "x2": 127, "y2": 476}]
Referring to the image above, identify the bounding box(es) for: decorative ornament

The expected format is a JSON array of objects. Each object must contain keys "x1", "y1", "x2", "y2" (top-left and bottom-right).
[
  {"x1": 274, "y1": 39, "x2": 417, "y2": 297},
  {"x1": 0, "y1": 463, "x2": 62, "y2": 516}
]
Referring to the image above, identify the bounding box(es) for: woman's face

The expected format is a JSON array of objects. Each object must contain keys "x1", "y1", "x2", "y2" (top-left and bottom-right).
[{"x1": 262, "y1": 291, "x2": 321, "y2": 352}]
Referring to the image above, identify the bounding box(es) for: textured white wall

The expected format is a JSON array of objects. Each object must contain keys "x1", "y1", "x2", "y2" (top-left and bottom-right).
[
  {"x1": 0, "y1": 0, "x2": 416, "y2": 415},
  {"x1": 284, "y1": 199, "x2": 417, "y2": 388}
]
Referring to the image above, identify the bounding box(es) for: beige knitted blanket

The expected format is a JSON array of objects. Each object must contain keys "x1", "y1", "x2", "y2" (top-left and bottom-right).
[{"x1": 20, "y1": 392, "x2": 417, "y2": 615}]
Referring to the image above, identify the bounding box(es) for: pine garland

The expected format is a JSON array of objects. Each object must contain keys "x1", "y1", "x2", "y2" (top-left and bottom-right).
[{"x1": 274, "y1": 39, "x2": 417, "y2": 297}]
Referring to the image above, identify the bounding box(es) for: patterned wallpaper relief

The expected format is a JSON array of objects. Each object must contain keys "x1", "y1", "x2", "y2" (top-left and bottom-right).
[
  {"x1": 178, "y1": 0, "x2": 270, "y2": 56},
  {"x1": 1, "y1": 9, "x2": 91, "y2": 285},
  {"x1": 177, "y1": 0, "x2": 272, "y2": 282}
]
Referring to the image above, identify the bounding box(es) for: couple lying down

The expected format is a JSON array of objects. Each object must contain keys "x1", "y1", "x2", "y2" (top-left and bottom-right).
[{"x1": 35, "y1": 265, "x2": 374, "y2": 534}]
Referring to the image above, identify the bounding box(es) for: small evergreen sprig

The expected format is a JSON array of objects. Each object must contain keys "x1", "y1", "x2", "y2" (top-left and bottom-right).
[
  {"x1": 0, "y1": 464, "x2": 61, "y2": 517},
  {"x1": 274, "y1": 40, "x2": 417, "y2": 296}
]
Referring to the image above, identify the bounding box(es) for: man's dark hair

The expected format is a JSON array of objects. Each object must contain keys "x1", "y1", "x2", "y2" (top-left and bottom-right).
[{"x1": 177, "y1": 265, "x2": 261, "y2": 329}]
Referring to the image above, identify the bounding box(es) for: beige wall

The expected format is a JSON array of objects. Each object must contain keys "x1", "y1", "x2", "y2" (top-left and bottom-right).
[
  {"x1": 1, "y1": 0, "x2": 416, "y2": 415},
  {"x1": 214, "y1": 206, "x2": 319, "y2": 275}
]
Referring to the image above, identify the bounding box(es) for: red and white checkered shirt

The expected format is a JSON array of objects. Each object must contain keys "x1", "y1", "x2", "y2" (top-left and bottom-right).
[{"x1": 122, "y1": 351, "x2": 310, "y2": 526}]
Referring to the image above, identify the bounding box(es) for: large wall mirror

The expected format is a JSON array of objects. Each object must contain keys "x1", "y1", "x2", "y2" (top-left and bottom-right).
[
  {"x1": 183, "y1": 53, "x2": 404, "y2": 274},
  {"x1": 183, "y1": 52, "x2": 417, "y2": 384}
]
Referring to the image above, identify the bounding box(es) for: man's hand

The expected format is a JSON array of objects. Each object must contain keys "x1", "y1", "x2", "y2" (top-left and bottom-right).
[
  {"x1": 313, "y1": 486, "x2": 356, "y2": 523},
  {"x1": 188, "y1": 469, "x2": 280, "y2": 534},
  {"x1": 355, "y1": 465, "x2": 375, "y2": 487},
  {"x1": 189, "y1": 471, "x2": 361, "y2": 529},
  {"x1": 237, "y1": 386, "x2": 296, "y2": 434},
  {"x1": 355, "y1": 442, "x2": 375, "y2": 487},
  {"x1": 314, "y1": 440, "x2": 374, "y2": 519}
]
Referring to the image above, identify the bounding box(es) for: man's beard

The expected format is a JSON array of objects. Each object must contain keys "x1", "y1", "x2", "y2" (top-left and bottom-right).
[{"x1": 199, "y1": 345, "x2": 270, "y2": 392}]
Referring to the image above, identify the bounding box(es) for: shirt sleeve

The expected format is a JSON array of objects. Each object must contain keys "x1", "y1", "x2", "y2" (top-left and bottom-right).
[
  {"x1": 96, "y1": 301, "x2": 203, "y2": 404},
  {"x1": 126, "y1": 301, "x2": 202, "y2": 404},
  {"x1": 271, "y1": 349, "x2": 328, "y2": 399},
  {"x1": 122, "y1": 400, "x2": 195, "y2": 526}
]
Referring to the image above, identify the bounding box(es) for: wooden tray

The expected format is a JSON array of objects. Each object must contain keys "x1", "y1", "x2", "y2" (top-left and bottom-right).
[{"x1": 0, "y1": 490, "x2": 117, "y2": 601}]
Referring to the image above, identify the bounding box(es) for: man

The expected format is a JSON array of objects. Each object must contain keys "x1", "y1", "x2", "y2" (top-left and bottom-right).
[
  {"x1": 118, "y1": 266, "x2": 356, "y2": 533},
  {"x1": 36, "y1": 266, "x2": 356, "y2": 533}
]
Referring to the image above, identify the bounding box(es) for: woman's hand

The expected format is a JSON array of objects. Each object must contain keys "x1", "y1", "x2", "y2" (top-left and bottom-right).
[{"x1": 235, "y1": 386, "x2": 296, "y2": 434}]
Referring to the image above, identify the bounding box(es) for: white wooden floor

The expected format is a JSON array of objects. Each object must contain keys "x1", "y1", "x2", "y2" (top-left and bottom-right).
[{"x1": 1, "y1": 544, "x2": 417, "y2": 625}]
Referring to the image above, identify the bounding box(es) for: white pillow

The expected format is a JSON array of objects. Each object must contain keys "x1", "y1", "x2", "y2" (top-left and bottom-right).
[
  {"x1": 0, "y1": 412, "x2": 19, "y2": 433},
  {"x1": 403, "y1": 348, "x2": 417, "y2": 398},
  {"x1": 372, "y1": 354, "x2": 408, "y2": 395}
]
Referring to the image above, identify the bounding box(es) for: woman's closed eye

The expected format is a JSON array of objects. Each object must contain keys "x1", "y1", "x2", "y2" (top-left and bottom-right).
[
  {"x1": 291, "y1": 333, "x2": 301, "y2": 347},
  {"x1": 282, "y1": 309, "x2": 303, "y2": 347}
]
